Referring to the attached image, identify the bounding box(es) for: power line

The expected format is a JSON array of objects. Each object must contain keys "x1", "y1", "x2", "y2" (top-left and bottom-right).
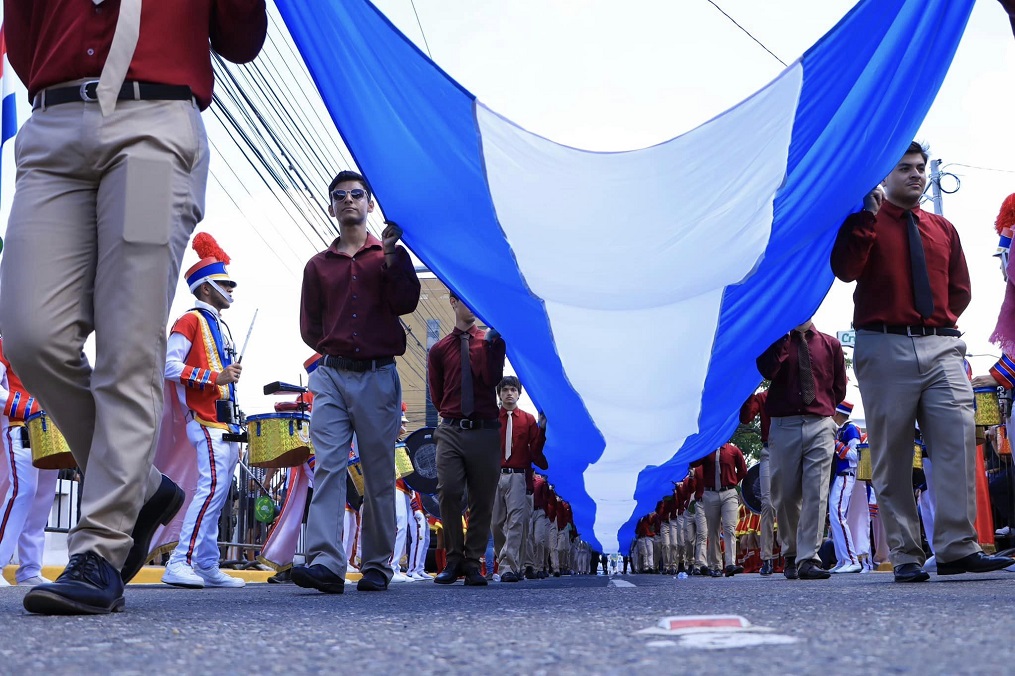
[
  {"x1": 947, "y1": 163, "x2": 1015, "y2": 175},
  {"x1": 408, "y1": 0, "x2": 433, "y2": 59},
  {"x1": 704, "y1": 0, "x2": 787, "y2": 68}
]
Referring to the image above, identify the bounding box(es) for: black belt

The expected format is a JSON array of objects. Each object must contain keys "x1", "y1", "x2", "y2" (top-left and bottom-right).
[
  {"x1": 34, "y1": 80, "x2": 194, "y2": 109},
  {"x1": 837, "y1": 471, "x2": 855, "y2": 477},
  {"x1": 441, "y1": 417, "x2": 500, "y2": 430},
  {"x1": 322, "y1": 355, "x2": 395, "y2": 372},
  {"x1": 858, "y1": 324, "x2": 961, "y2": 338},
  {"x1": 705, "y1": 485, "x2": 737, "y2": 492},
  {"x1": 501, "y1": 467, "x2": 526, "y2": 474}
]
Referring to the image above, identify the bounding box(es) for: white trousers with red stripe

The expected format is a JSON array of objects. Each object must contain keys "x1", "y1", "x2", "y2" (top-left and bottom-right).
[
  {"x1": 390, "y1": 489, "x2": 410, "y2": 571},
  {"x1": 829, "y1": 473, "x2": 859, "y2": 567},
  {"x1": 0, "y1": 421, "x2": 58, "y2": 581},
  {"x1": 168, "y1": 422, "x2": 239, "y2": 569},
  {"x1": 407, "y1": 509, "x2": 428, "y2": 575}
]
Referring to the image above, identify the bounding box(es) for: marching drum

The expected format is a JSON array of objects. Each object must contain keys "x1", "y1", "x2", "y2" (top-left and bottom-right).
[
  {"x1": 394, "y1": 442, "x2": 414, "y2": 479},
  {"x1": 26, "y1": 411, "x2": 76, "y2": 470},
  {"x1": 741, "y1": 463, "x2": 763, "y2": 515},
  {"x1": 247, "y1": 412, "x2": 312, "y2": 468},
  {"x1": 856, "y1": 442, "x2": 922, "y2": 482},
  {"x1": 402, "y1": 427, "x2": 439, "y2": 495},
  {"x1": 973, "y1": 387, "x2": 1002, "y2": 427},
  {"x1": 347, "y1": 455, "x2": 366, "y2": 496}
]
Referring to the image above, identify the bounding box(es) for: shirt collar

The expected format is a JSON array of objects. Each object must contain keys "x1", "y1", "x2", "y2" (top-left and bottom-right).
[
  {"x1": 881, "y1": 199, "x2": 923, "y2": 221},
  {"x1": 326, "y1": 232, "x2": 383, "y2": 256},
  {"x1": 452, "y1": 324, "x2": 482, "y2": 338}
]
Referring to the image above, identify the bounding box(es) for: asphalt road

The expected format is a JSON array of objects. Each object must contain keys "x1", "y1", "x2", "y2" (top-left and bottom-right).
[{"x1": 1, "y1": 570, "x2": 1014, "y2": 674}]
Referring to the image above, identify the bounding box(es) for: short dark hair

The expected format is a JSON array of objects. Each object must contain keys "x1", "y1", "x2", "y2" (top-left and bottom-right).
[
  {"x1": 905, "y1": 141, "x2": 929, "y2": 164},
  {"x1": 497, "y1": 375, "x2": 522, "y2": 395},
  {"x1": 448, "y1": 290, "x2": 459, "y2": 302},
  {"x1": 328, "y1": 170, "x2": 373, "y2": 201}
]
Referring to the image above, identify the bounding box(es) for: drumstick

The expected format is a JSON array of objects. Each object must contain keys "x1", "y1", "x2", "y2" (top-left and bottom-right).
[{"x1": 238, "y1": 309, "x2": 258, "y2": 363}]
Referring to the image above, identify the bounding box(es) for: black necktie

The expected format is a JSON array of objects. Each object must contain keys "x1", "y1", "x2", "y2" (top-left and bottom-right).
[
  {"x1": 460, "y1": 332, "x2": 474, "y2": 417},
  {"x1": 905, "y1": 210, "x2": 935, "y2": 320},
  {"x1": 797, "y1": 333, "x2": 816, "y2": 405}
]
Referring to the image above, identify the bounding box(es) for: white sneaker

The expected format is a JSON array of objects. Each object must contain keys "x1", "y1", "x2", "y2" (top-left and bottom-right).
[
  {"x1": 16, "y1": 575, "x2": 51, "y2": 587},
  {"x1": 162, "y1": 561, "x2": 205, "y2": 588},
  {"x1": 390, "y1": 572, "x2": 413, "y2": 583},
  {"x1": 923, "y1": 555, "x2": 936, "y2": 573},
  {"x1": 997, "y1": 526, "x2": 1011, "y2": 537},
  {"x1": 194, "y1": 565, "x2": 245, "y2": 588},
  {"x1": 491, "y1": 573, "x2": 501, "y2": 582},
  {"x1": 411, "y1": 572, "x2": 433, "y2": 580},
  {"x1": 837, "y1": 562, "x2": 862, "y2": 574},
  {"x1": 0, "y1": 576, "x2": 10, "y2": 587}
]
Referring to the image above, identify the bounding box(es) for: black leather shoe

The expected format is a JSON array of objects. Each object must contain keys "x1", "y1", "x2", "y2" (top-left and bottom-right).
[
  {"x1": 708, "y1": 568, "x2": 723, "y2": 577},
  {"x1": 121, "y1": 474, "x2": 185, "y2": 583},
  {"x1": 936, "y1": 551, "x2": 1015, "y2": 575},
  {"x1": 537, "y1": 570, "x2": 547, "y2": 579},
  {"x1": 291, "y1": 564, "x2": 345, "y2": 593},
  {"x1": 759, "y1": 559, "x2": 773, "y2": 576},
  {"x1": 434, "y1": 564, "x2": 461, "y2": 585},
  {"x1": 463, "y1": 567, "x2": 488, "y2": 586},
  {"x1": 267, "y1": 569, "x2": 292, "y2": 584},
  {"x1": 893, "y1": 562, "x2": 930, "y2": 583},
  {"x1": 356, "y1": 569, "x2": 389, "y2": 591},
  {"x1": 797, "y1": 560, "x2": 831, "y2": 580},
  {"x1": 724, "y1": 564, "x2": 744, "y2": 577},
  {"x1": 784, "y1": 557, "x2": 798, "y2": 580},
  {"x1": 24, "y1": 552, "x2": 125, "y2": 615},
  {"x1": 525, "y1": 566, "x2": 537, "y2": 580},
  {"x1": 501, "y1": 571, "x2": 521, "y2": 582},
  {"x1": 698, "y1": 565, "x2": 710, "y2": 576}
]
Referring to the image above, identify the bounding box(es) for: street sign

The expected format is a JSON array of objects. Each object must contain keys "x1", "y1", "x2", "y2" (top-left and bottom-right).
[{"x1": 837, "y1": 330, "x2": 856, "y2": 347}]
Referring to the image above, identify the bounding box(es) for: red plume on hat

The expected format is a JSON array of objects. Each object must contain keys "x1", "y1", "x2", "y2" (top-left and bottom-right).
[
  {"x1": 192, "y1": 232, "x2": 231, "y2": 264},
  {"x1": 995, "y1": 194, "x2": 1015, "y2": 235}
]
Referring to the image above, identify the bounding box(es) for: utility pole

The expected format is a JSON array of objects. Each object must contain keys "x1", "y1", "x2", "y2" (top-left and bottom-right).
[{"x1": 930, "y1": 158, "x2": 944, "y2": 216}]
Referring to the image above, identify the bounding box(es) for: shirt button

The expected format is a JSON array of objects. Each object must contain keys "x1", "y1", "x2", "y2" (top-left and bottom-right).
[
  {"x1": 352, "y1": 275, "x2": 358, "y2": 280},
  {"x1": 353, "y1": 332, "x2": 358, "y2": 337},
  {"x1": 352, "y1": 295, "x2": 357, "y2": 299},
  {"x1": 87, "y1": 48, "x2": 95, "y2": 56},
  {"x1": 355, "y1": 348, "x2": 360, "y2": 353},
  {"x1": 352, "y1": 313, "x2": 357, "y2": 318}
]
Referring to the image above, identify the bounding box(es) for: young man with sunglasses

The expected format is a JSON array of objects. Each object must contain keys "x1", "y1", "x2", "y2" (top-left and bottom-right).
[{"x1": 296, "y1": 170, "x2": 420, "y2": 594}]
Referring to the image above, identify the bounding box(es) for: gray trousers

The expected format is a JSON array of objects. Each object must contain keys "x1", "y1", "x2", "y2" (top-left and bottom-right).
[
  {"x1": 492, "y1": 472, "x2": 527, "y2": 575},
  {"x1": 759, "y1": 445, "x2": 776, "y2": 560},
  {"x1": 435, "y1": 425, "x2": 500, "y2": 572},
  {"x1": 0, "y1": 96, "x2": 207, "y2": 568},
  {"x1": 769, "y1": 415, "x2": 835, "y2": 565},
  {"x1": 306, "y1": 363, "x2": 401, "y2": 581},
  {"x1": 855, "y1": 331, "x2": 980, "y2": 566}
]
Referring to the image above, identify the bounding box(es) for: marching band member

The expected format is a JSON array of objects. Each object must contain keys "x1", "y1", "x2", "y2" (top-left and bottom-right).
[
  {"x1": 740, "y1": 390, "x2": 776, "y2": 575},
  {"x1": 829, "y1": 401, "x2": 862, "y2": 573},
  {"x1": 406, "y1": 491, "x2": 431, "y2": 580},
  {"x1": 0, "y1": 338, "x2": 56, "y2": 587},
  {"x1": 530, "y1": 473, "x2": 552, "y2": 578},
  {"x1": 161, "y1": 235, "x2": 245, "y2": 589},
  {"x1": 692, "y1": 443, "x2": 747, "y2": 577}
]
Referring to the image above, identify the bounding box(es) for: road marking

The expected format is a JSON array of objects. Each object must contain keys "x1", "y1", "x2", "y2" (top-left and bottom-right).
[
  {"x1": 610, "y1": 579, "x2": 636, "y2": 588},
  {"x1": 637, "y1": 614, "x2": 799, "y2": 649}
]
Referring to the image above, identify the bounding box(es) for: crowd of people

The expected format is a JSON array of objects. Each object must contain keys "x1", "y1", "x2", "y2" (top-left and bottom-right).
[{"x1": 5, "y1": 0, "x2": 1015, "y2": 619}]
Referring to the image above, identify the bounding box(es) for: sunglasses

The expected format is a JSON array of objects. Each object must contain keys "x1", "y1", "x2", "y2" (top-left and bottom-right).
[{"x1": 331, "y1": 188, "x2": 367, "y2": 202}]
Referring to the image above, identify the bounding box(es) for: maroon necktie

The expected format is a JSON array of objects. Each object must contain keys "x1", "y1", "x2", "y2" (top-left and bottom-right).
[
  {"x1": 905, "y1": 210, "x2": 935, "y2": 320},
  {"x1": 460, "y1": 332, "x2": 474, "y2": 417},
  {"x1": 797, "y1": 333, "x2": 816, "y2": 405}
]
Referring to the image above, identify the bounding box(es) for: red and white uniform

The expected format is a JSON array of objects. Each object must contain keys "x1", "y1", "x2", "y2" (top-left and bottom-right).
[
  {"x1": 406, "y1": 490, "x2": 429, "y2": 577},
  {"x1": 0, "y1": 339, "x2": 57, "y2": 584},
  {"x1": 164, "y1": 302, "x2": 240, "y2": 570}
]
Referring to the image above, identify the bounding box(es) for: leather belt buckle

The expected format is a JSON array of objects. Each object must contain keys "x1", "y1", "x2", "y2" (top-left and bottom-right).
[
  {"x1": 79, "y1": 80, "x2": 100, "y2": 103},
  {"x1": 458, "y1": 419, "x2": 474, "y2": 430}
]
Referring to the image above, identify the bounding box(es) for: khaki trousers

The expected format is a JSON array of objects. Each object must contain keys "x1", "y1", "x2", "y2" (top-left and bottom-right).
[
  {"x1": 0, "y1": 96, "x2": 208, "y2": 568},
  {"x1": 548, "y1": 521, "x2": 560, "y2": 572},
  {"x1": 769, "y1": 415, "x2": 835, "y2": 565},
  {"x1": 557, "y1": 526, "x2": 570, "y2": 571},
  {"x1": 759, "y1": 445, "x2": 776, "y2": 560},
  {"x1": 436, "y1": 425, "x2": 501, "y2": 572},
  {"x1": 522, "y1": 493, "x2": 535, "y2": 571},
  {"x1": 692, "y1": 502, "x2": 707, "y2": 568},
  {"x1": 306, "y1": 363, "x2": 401, "y2": 581},
  {"x1": 702, "y1": 488, "x2": 739, "y2": 568},
  {"x1": 491, "y1": 471, "x2": 527, "y2": 574},
  {"x1": 530, "y1": 508, "x2": 549, "y2": 571},
  {"x1": 855, "y1": 331, "x2": 980, "y2": 565}
]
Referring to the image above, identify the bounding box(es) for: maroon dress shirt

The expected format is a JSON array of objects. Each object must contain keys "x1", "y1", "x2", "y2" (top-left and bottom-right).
[
  {"x1": 830, "y1": 202, "x2": 971, "y2": 328},
  {"x1": 301, "y1": 234, "x2": 420, "y2": 360},
  {"x1": 4, "y1": 0, "x2": 267, "y2": 110},
  {"x1": 739, "y1": 391, "x2": 771, "y2": 444},
  {"x1": 498, "y1": 407, "x2": 548, "y2": 470},
  {"x1": 427, "y1": 325, "x2": 506, "y2": 420},
  {"x1": 533, "y1": 475, "x2": 549, "y2": 510},
  {"x1": 691, "y1": 443, "x2": 747, "y2": 490},
  {"x1": 757, "y1": 325, "x2": 846, "y2": 418}
]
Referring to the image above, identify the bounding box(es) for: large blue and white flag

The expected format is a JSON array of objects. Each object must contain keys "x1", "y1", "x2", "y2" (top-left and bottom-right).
[{"x1": 276, "y1": 0, "x2": 974, "y2": 551}]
